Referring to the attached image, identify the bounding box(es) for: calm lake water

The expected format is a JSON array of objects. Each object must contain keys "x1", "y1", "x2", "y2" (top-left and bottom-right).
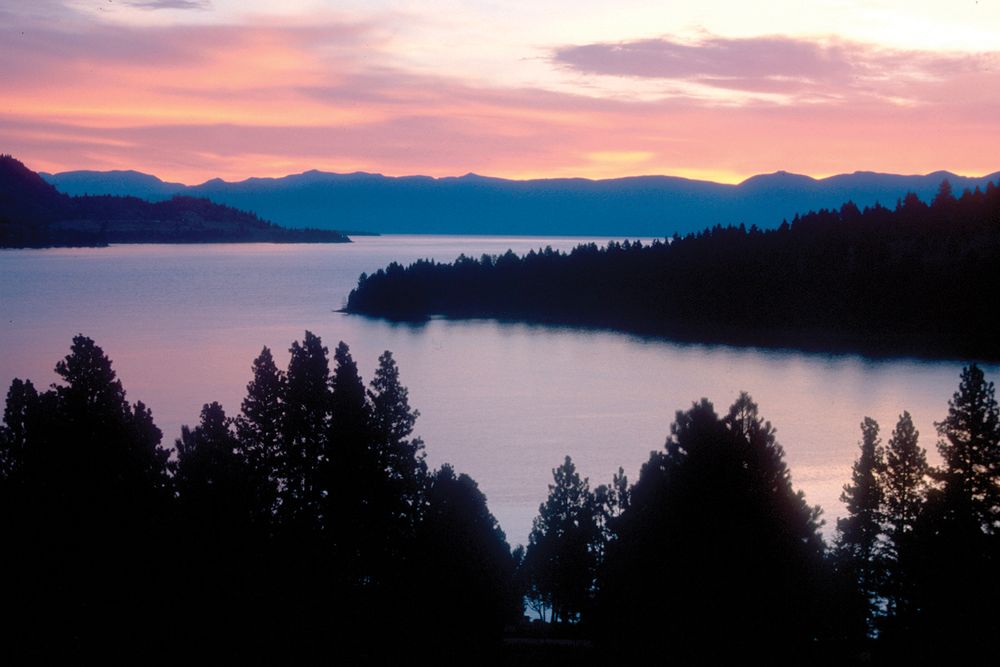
[{"x1": 2, "y1": 236, "x2": 994, "y2": 547}]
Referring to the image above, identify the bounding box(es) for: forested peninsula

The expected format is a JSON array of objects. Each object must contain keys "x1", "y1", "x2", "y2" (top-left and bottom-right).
[
  {"x1": 0, "y1": 155, "x2": 349, "y2": 247},
  {"x1": 346, "y1": 180, "x2": 1000, "y2": 360}
]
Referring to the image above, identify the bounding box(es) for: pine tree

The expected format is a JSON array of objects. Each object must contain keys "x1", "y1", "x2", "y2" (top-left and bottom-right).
[
  {"x1": 0, "y1": 378, "x2": 38, "y2": 484},
  {"x1": 367, "y1": 350, "x2": 427, "y2": 545},
  {"x1": 413, "y1": 464, "x2": 518, "y2": 651},
  {"x1": 835, "y1": 417, "x2": 885, "y2": 633},
  {"x1": 282, "y1": 331, "x2": 332, "y2": 530},
  {"x1": 525, "y1": 455, "x2": 598, "y2": 623},
  {"x1": 593, "y1": 466, "x2": 629, "y2": 562},
  {"x1": 883, "y1": 412, "x2": 927, "y2": 545},
  {"x1": 934, "y1": 364, "x2": 1000, "y2": 534},
  {"x1": 173, "y1": 402, "x2": 249, "y2": 529},
  {"x1": 596, "y1": 395, "x2": 826, "y2": 658},
  {"x1": 235, "y1": 346, "x2": 286, "y2": 528},
  {"x1": 880, "y1": 411, "x2": 928, "y2": 627},
  {"x1": 0, "y1": 336, "x2": 171, "y2": 650},
  {"x1": 327, "y1": 341, "x2": 376, "y2": 576}
]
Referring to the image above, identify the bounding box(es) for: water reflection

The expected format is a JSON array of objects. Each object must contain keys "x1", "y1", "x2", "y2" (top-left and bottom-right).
[{"x1": 1, "y1": 237, "x2": 994, "y2": 546}]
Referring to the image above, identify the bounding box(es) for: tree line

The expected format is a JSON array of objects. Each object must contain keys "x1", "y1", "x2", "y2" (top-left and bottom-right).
[
  {"x1": 1, "y1": 336, "x2": 997, "y2": 662},
  {"x1": 345, "y1": 179, "x2": 1000, "y2": 360}
]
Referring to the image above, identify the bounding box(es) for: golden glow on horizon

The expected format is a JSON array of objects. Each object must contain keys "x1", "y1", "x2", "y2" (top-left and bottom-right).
[{"x1": 2, "y1": 1, "x2": 998, "y2": 183}]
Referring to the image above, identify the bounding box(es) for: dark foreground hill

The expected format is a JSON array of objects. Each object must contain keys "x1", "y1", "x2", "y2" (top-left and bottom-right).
[
  {"x1": 346, "y1": 180, "x2": 1000, "y2": 360},
  {"x1": 43, "y1": 164, "x2": 1000, "y2": 236},
  {"x1": 0, "y1": 156, "x2": 349, "y2": 247}
]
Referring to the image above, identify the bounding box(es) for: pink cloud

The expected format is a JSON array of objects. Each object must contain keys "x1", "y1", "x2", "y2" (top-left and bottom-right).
[
  {"x1": 552, "y1": 34, "x2": 999, "y2": 102},
  {"x1": 1, "y1": 8, "x2": 997, "y2": 183}
]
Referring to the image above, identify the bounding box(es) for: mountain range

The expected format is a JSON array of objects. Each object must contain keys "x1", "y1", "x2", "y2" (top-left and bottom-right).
[
  {"x1": 0, "y1": 156, "x2": 348, "y2": 247},
  {"x1": 41, "y1": 167, "x2": 1000, "y2": 237}
]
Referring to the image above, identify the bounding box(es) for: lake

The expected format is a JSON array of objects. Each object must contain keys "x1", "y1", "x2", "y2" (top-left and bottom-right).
[{"x1": 2, "y1": 236, "x2": 993, "y2": 547}]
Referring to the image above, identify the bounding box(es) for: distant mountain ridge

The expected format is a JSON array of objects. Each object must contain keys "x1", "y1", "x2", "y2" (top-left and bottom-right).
[
  {"x1": 41, "y1": 166, "x2": 1000, "y2": 237},
  {"x1": 1, "y1": 156, "x2": 349, "y2": 247}
]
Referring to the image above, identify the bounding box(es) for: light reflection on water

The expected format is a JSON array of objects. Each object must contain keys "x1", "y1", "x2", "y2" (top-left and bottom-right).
[{"x1": 2, "y1": 236, "x2": 993, "y2": 547}]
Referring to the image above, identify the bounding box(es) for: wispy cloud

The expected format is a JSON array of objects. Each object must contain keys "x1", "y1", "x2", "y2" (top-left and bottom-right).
[
  {"x1": 553, "y1": 34, "x2": 999, "y2": 104},
  {"x1": 122, "y1": 0, "x2": 211, "y2": 10}
]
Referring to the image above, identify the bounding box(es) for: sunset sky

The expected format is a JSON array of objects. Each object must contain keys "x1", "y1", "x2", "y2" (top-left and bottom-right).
[{"x1": 2, "y1": 0, "x2": 998, "y2": 184}]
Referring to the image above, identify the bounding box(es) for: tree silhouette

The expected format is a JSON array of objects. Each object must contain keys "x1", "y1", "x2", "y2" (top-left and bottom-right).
[
  {"x1": 0, "y1": 378, "x2": 38, "y2": 485},
  {"x1": 326, "y1": 341, "x2": 378, "y2": 582},
  {"x1": 0, "y1": 335, "x2": 172, "y2": 655},
  {"x1": 173, "y1": 402, "x2": 254, "y2": 534},
  {"x1": 934, "y1": 364, "x2": 1000, "y2": 534},
  {"x1": 171, "y1": 402, "x2": 261, "y2": 652},
  {"x1": 901, "y1": 365, "x2": 1000, "y2": 657},
  {"x1": 597, "y1": 394, "x2": 826, "y2": 660},
  {"x1": 592, "y1": 466, "x2": 629, "y2": 564},
  {"x1": 883, "y1": 412, "x2": 928, "y2": 545},
  {"x1": 835, "y1": 417, "x2": 886, "y2": 636},
  {"x1": 367, "y1": 350, "x2": 428, "y2": 563},
  {"x1": 235, "y1": 346, "x2": 286, "y2": 530},
  {"x1": 525, "y1": 455, "x2": 599, "y2": 623},
  {"x1": 412, "y1": 464, "x2": 519, "y2": 655},
  {"x1": 282, "y1": 331, "x2": 332, "y2": 530},
  {"x1": 879, "y1": 411, "x2": 928, "y2": 635}
]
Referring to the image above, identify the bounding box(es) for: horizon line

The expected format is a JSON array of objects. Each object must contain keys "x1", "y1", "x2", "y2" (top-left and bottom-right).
[{"x1": 35, "y1": 162, "x2": 1000, "y2": 190}]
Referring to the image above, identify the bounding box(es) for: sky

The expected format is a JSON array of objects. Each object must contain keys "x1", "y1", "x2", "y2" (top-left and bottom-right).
[{"x1": 2, "y1": 0, "x2": 998, "y2": 184}]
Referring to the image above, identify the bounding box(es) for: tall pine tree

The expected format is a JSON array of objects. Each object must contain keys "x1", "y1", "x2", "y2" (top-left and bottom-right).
[
  {"x1": 835, "y1": 417, "x2": 885, "y2": 635},
  {"x1": 934, "y1": 364, "x2": 1000, "y2": 534}
]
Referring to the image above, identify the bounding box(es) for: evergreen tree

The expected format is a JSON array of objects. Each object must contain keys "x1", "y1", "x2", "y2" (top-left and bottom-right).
[
  {"x1": 412, "y1": 464, "x2": 519, "y2": 654},
  {"x1": 835, "y1": 417, "x2": 885, "y2": 634},
  {"x1": 172, "y1": 402, "x2": 264, "y2": 654},
  {"x1": 235, "y1": 346, "x2": 286, "y2": 529},
  {"x1": 883, "y1": 411, "x2": 928, "y2": 544},
  {"x1": 282, "y1": 331, "x2": 332, "y2": 529},
  {"x1": 880, "y1": 411, "x2": 928, "y2": 630},
  {"x1": 0, "y1": 336, "x2": 171, "y2": 653},
  {"x1": 901, "y1": 365, "x2": 1000, "y2": 657},
  {"x1": 934, "y1": 364, "x2": 1000, "y2": 534},
  {"x1": 592, "y1": 466, "x2": 629, "y2": 562},
  {"x1": 596, "y1": 394, "x2": 826, "y2": 660},
  {"x1": 0, "y1": 378, "x2": 38, "y2": 484},
  {"x1": 525, "y1": 455, "x2": 599, "y2": 623},
  {"x1": 367, "y1": 350, "x2": 427, "y2": 555},
  {"x1": 173, "y1": 402, "x2": 251, "y2": 531},
  {"x1": 326, "y1": 341, "x2": 375, "y2": 570}
]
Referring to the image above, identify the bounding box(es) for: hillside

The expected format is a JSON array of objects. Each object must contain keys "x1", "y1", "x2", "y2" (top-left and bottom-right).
[
  {"x1": 1, "y1": 156, "x2": 349, "y2": 247},
  {"x1": 43, "y1": 165, "x2": 1000, "y2": 236}
]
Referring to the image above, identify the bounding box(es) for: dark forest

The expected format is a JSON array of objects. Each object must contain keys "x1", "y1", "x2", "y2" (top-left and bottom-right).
[
  {"x1": 2, "y1": 335, "x2": 997, "y2": 663},
  {"x1": 346, "y1": 179, "x2": 1000, "y2": 360}
]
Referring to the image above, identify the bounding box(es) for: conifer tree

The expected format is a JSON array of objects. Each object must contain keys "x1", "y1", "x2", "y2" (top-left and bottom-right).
[
  {"x1": 835, "y1": 417, "x2": 885, "y2": 633},
  {"x1": 526, "y1": 455, "x2": 599, "y2": 623},
  {"x1": 173, "y1": 402, "x2": 250, "y2": 531},
  {"x1": 880, "y1": 411, "x2": 928, "y2": 626},
  {"x1": 596, "y1": 395, "x2": 826, "y2": 659},
  {"x1": 934, "y1": 364, "x2": 1000, "y2": 534},
  {"x1": 282, "y1": 331, "x2": 332, "y2": 529},
  {"x1": 367, "y1": 350, "x2": 427, "y2": 545},
  {"x1": 883, "y1": 412, "x2": 927, "y2": 546},
  {"x1": 414, "y1": 464, "x2": 518, "y2": 650},
  {"x1": 235, "y1": 346, "x2": 286, "y2": 527},
  {"x1": 0, "y1": 378, "x2": 38, "y2": 484},
  {"x1": 327, "y1": 341, "x2": 377, "y2": 576}
]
